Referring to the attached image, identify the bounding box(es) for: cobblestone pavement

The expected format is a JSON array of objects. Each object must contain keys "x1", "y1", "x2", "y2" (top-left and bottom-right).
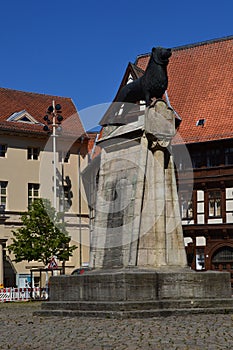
[{"x1": 1, "y1": 302, "x2": 233, "y2": 350}]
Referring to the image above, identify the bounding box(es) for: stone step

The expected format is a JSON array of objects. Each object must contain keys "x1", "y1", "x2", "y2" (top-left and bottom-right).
[
  {"x1": 34, "y1": 306, "x2": 233, "y2": 319},
  {"x1": 41, "y1": 299, "x2": 233, "y2": 311}
]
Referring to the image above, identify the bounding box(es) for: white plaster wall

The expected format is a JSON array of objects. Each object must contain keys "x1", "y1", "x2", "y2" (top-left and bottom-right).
[
  {"x1": 197, "y1": 190, "x2": 204, "y2": 201},
  {"x1": 197, "y1": 202, "x2": 204, "y2": 213},
  {"x1": 226, "y1": 188, "x2": 233, "y2": 199},
  {"x1": 226, "y1": 212, "x2": 233, "y2": 223},
  {"x1": 226, "y1": 200, "x2": 233, "y2": 211},
  {"x1": 184, "y1": 237, "x2": 193, "y2": 246},
  {"x1": 182, "y1": 219, "x2": 194, "y2": 225},
  {"x1": 197, "y1": 214, "x2": 205, "y2": 224},
  {"x1": 208, "y1": 218, "x2": 223, "y2": 224},
  {"x1": 196, "y1": 236, "x2": 206, "y2": 246}
]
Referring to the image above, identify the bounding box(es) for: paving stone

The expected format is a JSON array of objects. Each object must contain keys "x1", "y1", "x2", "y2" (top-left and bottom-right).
[{"x1": 1, "y1": 302, "x2": 233, "y2": 349}]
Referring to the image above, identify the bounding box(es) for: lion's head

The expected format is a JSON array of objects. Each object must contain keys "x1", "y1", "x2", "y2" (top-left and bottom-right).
[{"x1": 152, "y1": 47, "x2": 172, "y2": 65}]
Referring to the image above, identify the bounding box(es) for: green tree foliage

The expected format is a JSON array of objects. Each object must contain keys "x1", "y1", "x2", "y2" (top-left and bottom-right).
[{"x1": 8, "y1": 199, "x2": 76, "y2": 266}]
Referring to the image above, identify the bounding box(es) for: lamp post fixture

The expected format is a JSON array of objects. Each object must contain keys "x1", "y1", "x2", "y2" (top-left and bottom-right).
[{"x1": 43, "y1": 101, "x2": 63, "y2": 211}]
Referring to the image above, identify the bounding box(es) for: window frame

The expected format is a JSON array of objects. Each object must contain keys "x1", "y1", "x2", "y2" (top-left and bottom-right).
[
  {"x1": 192, "y1": 150, "x2": 206, "y2": 168},
  {"x1": 0, "y1": 181, "x2": 7, "y2": 209},
  {"x1": 208, "y1": 190, "x2": 222, "y2": 218},
  {"x1": 27, "y1": 147, "x2": 40, "y2": 160},
  {"x1": 28, "y1": 183, "x2": 40, "y2": 207},
  {"x1": 180, "y1": 192, "x2": 193, "y2": 219},
  {"x1": 225, "y1": 147, "x2": 233, "y2": 165},
  {"x1": 206, "y1": 148, "x2": 221, "y2": 167}
]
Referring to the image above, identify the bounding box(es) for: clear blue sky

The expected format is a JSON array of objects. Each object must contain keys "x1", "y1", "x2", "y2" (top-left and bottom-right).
[{"x1": 0, "y1": 0, "x2": 232, "y2": 130}]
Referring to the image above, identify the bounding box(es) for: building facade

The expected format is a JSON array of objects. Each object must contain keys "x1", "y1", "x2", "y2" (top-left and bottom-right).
[{"x1": 0, "y1": 88, "x2": 90, "y2": 288}]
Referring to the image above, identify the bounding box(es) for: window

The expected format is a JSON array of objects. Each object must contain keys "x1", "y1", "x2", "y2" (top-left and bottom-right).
[
  {"x1": 196, "y1": 118, "x2": 205, "y2": 127},
  {"x1": 19, "y1": 115, "x2": 32, "y2": 123},
  {"x1": 0, "y1": 144, "x2": 7, "y2": 157},
  {"x1": 27, "y1": 147, "x2": 39, "y2": 160},
  {"x1": 0, "y1": 181, "x2": 7, "y2": 209},
  {"x1": 212, "y1": 247, "x2": 233, "y2": 263},
  {"x1": 192, "y1": 147, "x2": 222, "y2": 168},
  {"x1": 28, "y1": 184, "x2": 39, "y2": 206},
  {"x1": 59, "y1": 176, "x2": 73, "y2": 211},
  {"x1": 225, "y1": 147, "x2": 233, "y2": 165},
  {"x1": 192, "y1": 151, "x2": 206, "y2": 168},
  {"x1": 59, "y1": 185, "x2": 73, "y2": 211},
  {"x1": 208, "y1": 191, "x2": 221, "y2": 217},
  {"x1": 7, "y1": 110, "x2": 39, "y2": 124},
  {"x1": 180, "y1": 193, "x2": 193, "y2": 219},
  {"x1": 206, "y1": 148, "x2": 221, "y2": 167}
]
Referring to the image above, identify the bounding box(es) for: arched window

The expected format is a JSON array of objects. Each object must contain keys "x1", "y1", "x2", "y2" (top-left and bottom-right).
[
  {"x1": 212, "y1": 247, "x2": 233, "y2": 263},
  {"x1": 212, "y1": 247, "x2": 233, "y2": 290}
]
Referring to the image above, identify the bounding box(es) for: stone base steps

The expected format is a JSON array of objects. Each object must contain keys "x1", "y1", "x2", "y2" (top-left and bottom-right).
[
  {"x1": 34, "y1": 307, "x2": 233, "y2": 319},
  {"x1": 34, "y1": 299, "x2": 233, "y2": 318}
]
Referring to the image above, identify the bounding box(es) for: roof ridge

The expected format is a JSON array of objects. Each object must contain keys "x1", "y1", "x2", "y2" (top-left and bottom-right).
[
  {"x1": 135, "y1": 35, "x2": 233, "y2": 62},
  {"x1": 128, "y1": 62, "x2": 145, "y2": 76},
  {"x1": 0, "y1": 86, "x2": 72, "y2": 100},
  {"x1": 172, "y1": 35, "x2": 233, "y2": 51}
]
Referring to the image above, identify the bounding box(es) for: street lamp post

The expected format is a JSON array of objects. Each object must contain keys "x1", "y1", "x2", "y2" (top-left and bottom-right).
[
  {"x1": 43, "y1": 101, "x2": 63, "y2": 211},
  {"x1": 52, "y1": 101, "x2": 57, "y2": 210},
  {"x1": 43, "y1": 102, "x2": 64, "y2": 279}
]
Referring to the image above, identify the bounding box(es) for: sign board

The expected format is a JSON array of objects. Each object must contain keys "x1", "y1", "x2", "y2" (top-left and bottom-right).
[{"x1": 48, "y1": 256, "x2": 58, "y2": 270}]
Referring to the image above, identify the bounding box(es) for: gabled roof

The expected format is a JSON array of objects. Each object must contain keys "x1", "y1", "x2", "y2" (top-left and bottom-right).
[
  {"x1": 135, "y1": 36, "x2": 233, "y2": 144},
  {"x1": 0, "y1": 87, "x2": 85, "y2": 138},
  {"x1": 114, "y1": 62, "x2": 144, "y2": 99},
  {"x1": 99, "y1": 62, "x2": 145, "y2": 126}
]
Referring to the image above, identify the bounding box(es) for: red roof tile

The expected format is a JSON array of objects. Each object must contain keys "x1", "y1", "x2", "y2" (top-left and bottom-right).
[
  {"x1": 135, "y1": 36, "x2": 233, "y2": 144},
  {"x1": 0, "y1": 87, "x2": 85, "y2": 138}
]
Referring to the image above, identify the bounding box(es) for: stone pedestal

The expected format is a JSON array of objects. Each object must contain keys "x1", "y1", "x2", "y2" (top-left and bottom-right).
[
  {"x1": 89, "y1": 100, "x2": 186, "y2": 270},
  {"x1": 37, "y1": 100, "x2": 233, "y2": 318},
  {"x1": 36, "y1": 268, "x2": 233, "y2": 318}
]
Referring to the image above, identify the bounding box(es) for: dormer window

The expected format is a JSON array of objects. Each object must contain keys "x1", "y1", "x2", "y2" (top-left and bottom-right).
[
  {"x1": 7, "y1": 110, "x2": 41, "y2": 124},
  {"x1": 19, "y1": 115, "x2": 32, "y2": 123},
  {"x1": 196, "y1": 118, "x2": 205, "y2": 127}
]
